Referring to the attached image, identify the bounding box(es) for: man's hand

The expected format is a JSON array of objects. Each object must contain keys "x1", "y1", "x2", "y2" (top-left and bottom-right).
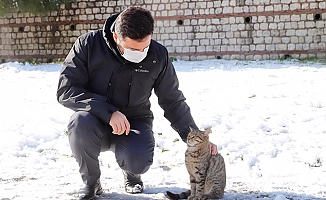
[
  {"x1": 109, "y1": 111, "x2": 130, "y2": 135},
  {"x1": 209, "y1": 142, "x2": 218, "y2": 155}
]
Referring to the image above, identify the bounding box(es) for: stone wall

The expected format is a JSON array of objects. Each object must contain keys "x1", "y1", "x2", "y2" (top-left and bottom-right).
[{"x1": 0, "y1": 0, "x2": 326, "y2": 63}]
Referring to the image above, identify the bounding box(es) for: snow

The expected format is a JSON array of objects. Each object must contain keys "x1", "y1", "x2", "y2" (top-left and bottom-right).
[{"x1": 0, "y1": 59, "x2": 325, "y2": 200}]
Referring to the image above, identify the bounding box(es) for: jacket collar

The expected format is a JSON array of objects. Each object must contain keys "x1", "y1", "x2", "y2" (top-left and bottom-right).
[{"x1": 103, "y1": 14, "x2": 120, "y2": 56}]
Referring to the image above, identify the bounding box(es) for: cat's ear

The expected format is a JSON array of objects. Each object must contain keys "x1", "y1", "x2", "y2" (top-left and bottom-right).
[
  {"x1": 204, "y1": 127, "x2": 211, "y2": 136},
  {"x1": 189, "y1": 126, "x2": 195, "y2": 132}
]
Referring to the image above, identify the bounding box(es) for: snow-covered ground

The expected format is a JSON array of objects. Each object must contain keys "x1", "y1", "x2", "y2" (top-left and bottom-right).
[{"x1": 0, "y1": 59, "x2": 325, "y2": 200}]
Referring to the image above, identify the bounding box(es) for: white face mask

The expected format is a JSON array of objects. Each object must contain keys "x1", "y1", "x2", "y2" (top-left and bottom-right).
[
  {"x1": 121, "y1": 45, "x2": 149, "y2": 63},
  {"x1": 118, "y1": 44, "x2": 149, "y2": 63}
]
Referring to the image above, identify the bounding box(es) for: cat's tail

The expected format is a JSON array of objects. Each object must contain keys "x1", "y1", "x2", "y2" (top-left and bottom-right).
[{"x1": 166, "y1": 190, "x2": 191, "y2": 200}]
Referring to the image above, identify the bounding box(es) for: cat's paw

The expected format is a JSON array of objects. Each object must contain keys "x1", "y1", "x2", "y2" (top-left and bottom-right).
[
  {"x1": 192, "y1": 196, "x2": 206, "y2": 200},
  {"x1": 187, "y1": 196, "x2": 194, "y2": 200}
]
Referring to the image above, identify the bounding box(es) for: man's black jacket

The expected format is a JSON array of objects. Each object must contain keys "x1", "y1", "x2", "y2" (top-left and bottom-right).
[{"x1": 56, "y1": 14, "x2": 197, "y2": 141}]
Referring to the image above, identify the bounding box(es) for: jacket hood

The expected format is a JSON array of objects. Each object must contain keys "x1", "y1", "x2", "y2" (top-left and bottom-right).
[{"x1": 103, "y1": 14, "x2": 120, "y2": 55}]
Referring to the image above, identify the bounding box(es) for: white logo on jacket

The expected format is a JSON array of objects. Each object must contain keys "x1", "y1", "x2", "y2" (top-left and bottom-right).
[{"x1": 135, "y1": 69, "x2": 149, "y2": 73}]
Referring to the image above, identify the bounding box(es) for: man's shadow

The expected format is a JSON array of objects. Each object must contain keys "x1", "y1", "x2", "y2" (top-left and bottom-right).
[
  {"x1": 97, "y1": 186, "x2": 184, "y2": 199},
  {"x1": 97, "y1": 188, "x2": 326, "y2": 200}
]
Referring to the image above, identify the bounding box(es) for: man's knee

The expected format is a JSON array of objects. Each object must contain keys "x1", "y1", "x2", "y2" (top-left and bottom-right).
[
  {"x1": 119, "y1": 151, "x2": 154, "y2": 174},
  {"x1": 68, "y1": 111, "x2": 105, "y2": 139},
  {"x1": 113, "y1": 119, "x2": 155, "y2": 174}
]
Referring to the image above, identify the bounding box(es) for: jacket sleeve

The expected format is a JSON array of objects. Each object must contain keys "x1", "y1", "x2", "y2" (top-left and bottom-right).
[
  {"x1": 154, "y1": 53, "x2": 198, "y2": 142},
  {"x1": 56, "y1": 34, "x2": 118, "y2": 124}
]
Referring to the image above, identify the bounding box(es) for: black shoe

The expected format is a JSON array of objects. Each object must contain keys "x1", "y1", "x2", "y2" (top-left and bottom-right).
[
  {"x1": 123, "y1": 170, "x2": 144, "y2": 194},
  {"x1": 78, "y1": 179, "x2": 103, "y2": 200}
]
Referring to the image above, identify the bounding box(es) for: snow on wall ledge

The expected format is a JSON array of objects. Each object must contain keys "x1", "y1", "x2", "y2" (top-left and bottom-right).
[{"x1": 0, "y1": 0, "x2": 326, "y2": 63}]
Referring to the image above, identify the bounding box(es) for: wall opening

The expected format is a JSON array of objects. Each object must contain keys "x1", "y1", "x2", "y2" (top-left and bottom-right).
[
  {"x1": 177, "y1": 20, "x2": 183, "y2": 25},
  {"x1": 70, "y1": 24, "x2": 76, "y2": 31},
  {"x1": 245, "y1": 16, "x2": 252, "y2": 23},
  {"x1": 18, "y1": 27, "x2": 24, "y2": 32},
  {"x1": 283, "y1": 54, "x2": 292, "y2": 59},
  {"x1": 314, "y1": 13, "x2": 321, "y2": 20}
]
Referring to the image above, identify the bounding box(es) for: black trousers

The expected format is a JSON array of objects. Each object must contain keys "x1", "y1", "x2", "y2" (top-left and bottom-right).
[{"x1": 68, "y1": 111, "x2": 155, "y2": 185}]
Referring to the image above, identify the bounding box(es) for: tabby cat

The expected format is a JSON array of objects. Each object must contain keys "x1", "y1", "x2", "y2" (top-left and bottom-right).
[{"x1": 166, "y1": 127, "x2": 226, "y2": 200}]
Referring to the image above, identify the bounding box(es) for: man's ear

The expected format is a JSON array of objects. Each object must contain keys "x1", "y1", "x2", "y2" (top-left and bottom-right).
[{"x1": 113, "y1": 31, "x2": 118, "y2": 42}]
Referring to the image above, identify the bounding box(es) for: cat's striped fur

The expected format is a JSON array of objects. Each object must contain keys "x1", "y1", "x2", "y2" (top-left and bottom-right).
[{"x1": 166, "y1": 128, "x2": 226, "y2": 200}]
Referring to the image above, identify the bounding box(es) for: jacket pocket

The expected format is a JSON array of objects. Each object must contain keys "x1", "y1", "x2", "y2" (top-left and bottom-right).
[{"x1": 128, "y1": 75, "x2": 154, "y2": 107}]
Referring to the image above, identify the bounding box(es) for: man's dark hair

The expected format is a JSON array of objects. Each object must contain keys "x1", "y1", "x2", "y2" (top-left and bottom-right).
[{"x1": 115, "y1": 7, "x2": 154, "y2": 41}]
